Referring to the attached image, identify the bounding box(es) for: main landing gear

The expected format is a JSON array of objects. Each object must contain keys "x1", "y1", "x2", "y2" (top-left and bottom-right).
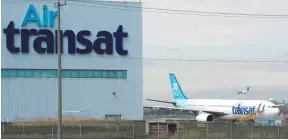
[
  {"x1": 230, "y1": 119, "x2": 255, "y2": 124},
  {"x1": 248, "y1": 119, "x2": 255, "y2": 124},
  {"x1": 230, "y1": 120, "x2": 237, "y2": 123}
]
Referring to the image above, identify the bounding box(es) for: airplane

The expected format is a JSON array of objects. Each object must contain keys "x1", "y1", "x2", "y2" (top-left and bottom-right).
[
  {"x1": 144, "y1": 73, "x2": 283, "y2": 123},
  {"x1": 234, "y1": 87, "x2": 251, "y2": 94}
]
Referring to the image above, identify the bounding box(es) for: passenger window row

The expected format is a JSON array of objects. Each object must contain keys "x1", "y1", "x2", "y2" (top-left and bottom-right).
[{"x1": 267, "y1": 106, "x2": 278, "y2": 108}]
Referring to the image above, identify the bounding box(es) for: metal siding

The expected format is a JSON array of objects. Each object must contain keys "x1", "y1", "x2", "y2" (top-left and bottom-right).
[{"x1": 1, "y1": 0, "x2": 143, "y2": 121}]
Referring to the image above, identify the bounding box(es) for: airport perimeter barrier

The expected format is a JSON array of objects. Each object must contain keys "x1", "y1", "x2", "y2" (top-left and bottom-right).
[{"x1": 1, "y1": 120, "x2": 288, "y2": 139}]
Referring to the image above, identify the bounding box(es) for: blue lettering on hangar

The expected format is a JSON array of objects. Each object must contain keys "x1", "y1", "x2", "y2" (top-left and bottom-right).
[{"x1": 3, "y1": 4, "x2": 129, "y2": 55}]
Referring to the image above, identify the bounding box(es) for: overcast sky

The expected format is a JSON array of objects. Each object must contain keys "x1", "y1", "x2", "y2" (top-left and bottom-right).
[
  {"x1": 134, "y1": 0, "x2": 288, "y2": 105},
  {"x1": 77, "y1": 0, "x2": 287, "y2": 105}
]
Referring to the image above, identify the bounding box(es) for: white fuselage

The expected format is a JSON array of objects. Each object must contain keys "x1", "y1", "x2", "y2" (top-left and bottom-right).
[
  {"x1": 175, "y1": 99, "x2": 281, "y2": 120},
  {"x1": 238, "y1": 91, "x2": 248, "y2": 94}
]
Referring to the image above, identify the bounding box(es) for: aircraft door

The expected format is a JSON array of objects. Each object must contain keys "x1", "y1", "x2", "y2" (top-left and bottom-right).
[{"x1": 258, "y1": 103, "x2": 265, "y2": 112}]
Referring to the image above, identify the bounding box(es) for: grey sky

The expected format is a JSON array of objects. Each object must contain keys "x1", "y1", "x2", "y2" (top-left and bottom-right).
[
  {"x1": 112, "y1": 0, "x2": 288, "y2": 104},
  {"x1": 139, "y1": 0, "x2": 288, "y2": 105}
]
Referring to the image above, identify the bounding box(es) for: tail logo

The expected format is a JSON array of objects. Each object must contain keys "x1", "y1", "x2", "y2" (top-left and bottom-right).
[{"x1": 172, "y1": 83, "x2": 179, "y2": 96}]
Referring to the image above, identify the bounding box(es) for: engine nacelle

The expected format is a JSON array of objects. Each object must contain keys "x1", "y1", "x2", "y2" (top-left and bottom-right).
[
  {"x1": 269, "y1": 98, "x2": 282, "y2": 104},
  {"x1": 196, "y1": 113, "x2": 214, "y2": 122},
  {"x1": 269, "y1": 98, "x2": 276, "y2": 102}
]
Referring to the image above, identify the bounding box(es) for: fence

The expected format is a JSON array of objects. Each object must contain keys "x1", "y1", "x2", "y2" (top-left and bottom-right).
[{"x1": 1, "y1": 121, "x2": 288, "y2": 139}]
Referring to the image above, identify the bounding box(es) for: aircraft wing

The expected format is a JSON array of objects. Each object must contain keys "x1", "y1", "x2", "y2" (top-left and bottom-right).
[{"x1": 143, "y1": 105, "x2": 228, "y2": 117}]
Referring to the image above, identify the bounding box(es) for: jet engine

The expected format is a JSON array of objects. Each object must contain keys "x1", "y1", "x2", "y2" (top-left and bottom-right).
[{"x1": 196, "y1": 113, "x2": 214, "y2": 122}]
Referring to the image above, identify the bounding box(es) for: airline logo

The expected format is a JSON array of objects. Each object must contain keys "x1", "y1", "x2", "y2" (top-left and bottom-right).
[
  {"x1": 3, "y1": 4, "x2": 129, "y2": 55},
  {"x1": 232, "y1": 106, "x2": 255, "y2": 115},
  {"x1": 172, "y1": 83, "x2": 179, "y2": 96}
]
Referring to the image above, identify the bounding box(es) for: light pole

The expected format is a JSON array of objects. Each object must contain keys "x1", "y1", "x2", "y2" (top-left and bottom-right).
[
  {"x1": 56, "y1": 0, "x2": 66, "y2": 138},
  {"x1": 56, "y1": 0, "x2": 62, "y2": 138}
]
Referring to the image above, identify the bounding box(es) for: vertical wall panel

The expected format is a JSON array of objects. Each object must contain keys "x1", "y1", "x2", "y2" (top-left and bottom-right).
[{"x1": 1, "y1": 0, "x2": 143, "y2": 121}]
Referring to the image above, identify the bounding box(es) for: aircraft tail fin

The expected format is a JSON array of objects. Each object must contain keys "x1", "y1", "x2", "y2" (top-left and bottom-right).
[{"x1": 169, "y1": 73, "x2": 188, "y2": 100}]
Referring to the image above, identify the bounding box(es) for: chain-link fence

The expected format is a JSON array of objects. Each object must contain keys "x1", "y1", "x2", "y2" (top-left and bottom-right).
[
  {"x1": 1, "y1": 121, "x2": 148, "y2": 139},
  {"x1": 176, "y1": 122, "x2": 288, "y2": 139},
  {"x1": 1, "y1": 121, "x2": 288, "y2": 139}
]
